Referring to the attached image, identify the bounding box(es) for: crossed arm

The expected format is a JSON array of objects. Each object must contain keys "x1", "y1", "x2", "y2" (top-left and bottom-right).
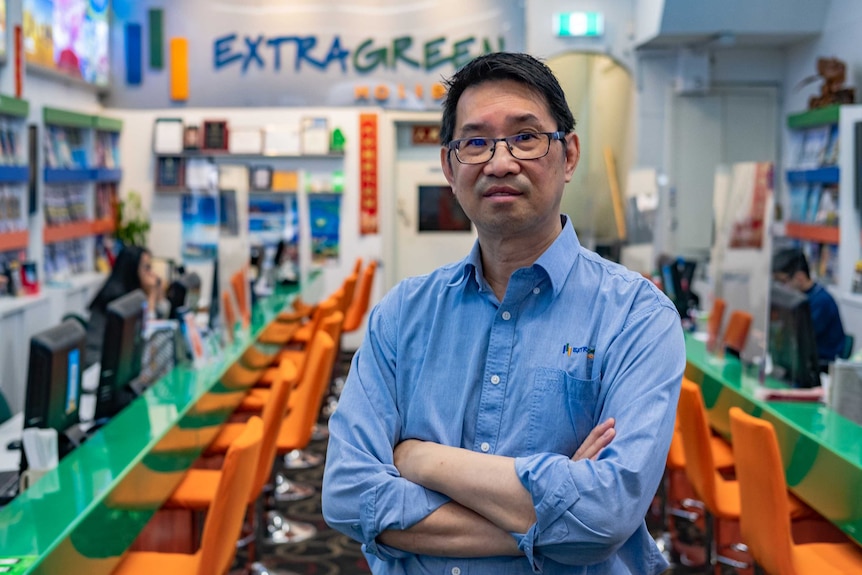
[{"x1": 377, "y1": 418, "x2": 616, "y2": 556}]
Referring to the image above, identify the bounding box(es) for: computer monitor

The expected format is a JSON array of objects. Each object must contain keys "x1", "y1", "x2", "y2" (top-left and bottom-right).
[
  {"x1": 93, "y1": 289, "x2": 147, "y2": 420},
  {"x1": 768, "y1": 283, "x2": 820, "y2": 388},
  {"x1": 661, "y1": 258, "x2": 699, "y2": 321},
  {"x1": 22, "y1": 318, "x2": 87, "y2": 461}
]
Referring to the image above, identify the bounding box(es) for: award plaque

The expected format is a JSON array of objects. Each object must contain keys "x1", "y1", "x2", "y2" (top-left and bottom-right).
[
  {"x1": 156, "y1": 156, "x2": 184, "y2": 189},
  {"x1": 250, "y1": 166, "x2": 273, "y2": 191},
  {"x1": 183, "y1": 125, "x2": 200, "y2": 150},
  {"x1": 202, "y1": 120, "x2": 229, "y2": 151}
]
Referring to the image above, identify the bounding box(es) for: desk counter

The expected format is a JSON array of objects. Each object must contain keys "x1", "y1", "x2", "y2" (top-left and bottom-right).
[
  {"x1": 685, "y1": 334, "x2": 862, "y2": 546},
  {"x1": 0, "y1": 290, "x2": 295, "y2": 574}
]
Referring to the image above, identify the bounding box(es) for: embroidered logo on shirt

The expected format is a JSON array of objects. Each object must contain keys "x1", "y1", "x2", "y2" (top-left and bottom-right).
[{"x1": 562, "y1": 344, "x2": 595, "y2": 358}]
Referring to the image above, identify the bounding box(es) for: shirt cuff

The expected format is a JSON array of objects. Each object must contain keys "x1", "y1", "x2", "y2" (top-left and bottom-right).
[
  {"x1": 360, "y1": 479, "x2": 451, "y2": 560},
  {"x1": 514, "y1": 453, "x2": 582, "y2": 570}
]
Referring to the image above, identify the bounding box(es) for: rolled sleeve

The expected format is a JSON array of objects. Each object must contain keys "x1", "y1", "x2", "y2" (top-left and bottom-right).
[{"x1": 322, "y1": 291, "x2": 451, "y2": 558}]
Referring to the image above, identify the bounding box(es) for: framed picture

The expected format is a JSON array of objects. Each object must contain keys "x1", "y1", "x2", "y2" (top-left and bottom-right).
[
  {"x1": 153, "y1": 118, "x2": 184, "y2": 154},
  {"x1": 250, "y1": 166, "x2": 273, "y2": 190},
  {"x1": 202, "y1": 120, "x2": 229, "y2": 151},
  {"x1": 183, "y1": 125, "x2": 200, "y2": 150},
  {"x1": 156, "y1": 156, "x2": 185, "y2": 189}
]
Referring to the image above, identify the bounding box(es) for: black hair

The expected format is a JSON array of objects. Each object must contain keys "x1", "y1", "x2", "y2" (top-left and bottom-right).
[
  {"x1": 89, "y1": 245, "x2": 151, "y2": 312},
  {"x1": 772, "y1": 247, "x2": 810, "y2": 278},
  {"x1": 439, "y1": 52, "x2": 576, "y2": 146}
]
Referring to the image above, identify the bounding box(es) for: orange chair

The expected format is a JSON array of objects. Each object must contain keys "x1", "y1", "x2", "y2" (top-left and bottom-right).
[
  {"x1": 342, "y1": 260, "x2": 377, "y2": 334},
  {"x1": 231, "y1": 268, "x2": 250, "y2": 329},
  {"x1": 722, "y1": 310, "x2": 752, "y2": 357},
  {"x1": 678, "y1": 380, "x2": 816, "y2": 573},
  {"x1": 208, "y1": 328, "x2": 338, "y2": 544},
  {"x1": 222, "y1": 291, "x2": 238, "y2": 343},
  {"x1": 290, "y1": 272, "x2": 356, "y2": 345},
  {"x1": 112, "y1": 417, "x2": 263, "y2": 575},
  {"x1": 163, "y1": 363, "x2": 294, "y2": 565},
  {"x1": 729, "y1": 407, "x2": 862, "y2": 574},
  {"x1": 706, "y1": 298, "x2": 726, "y2": 351}
]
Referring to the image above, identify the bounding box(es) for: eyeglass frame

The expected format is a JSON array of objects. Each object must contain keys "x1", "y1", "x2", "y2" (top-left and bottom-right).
[{"x1": 446, "y1": 131, "x2": 569, "y2": 165}]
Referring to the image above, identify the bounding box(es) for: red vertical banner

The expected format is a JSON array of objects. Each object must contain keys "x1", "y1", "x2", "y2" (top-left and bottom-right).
[
  {"x1": 359, "y1": 113, "x2": 379, "y2": 235},
  {"x1": 14, "y1": 26, "x2": 22, "y2": 98}
]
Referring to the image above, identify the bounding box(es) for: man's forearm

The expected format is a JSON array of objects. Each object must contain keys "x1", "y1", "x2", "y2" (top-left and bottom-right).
[
  {"x1": 377, "y1": 501, "x2": 522, "y2": 557},
  {"x1": 395, "y1": 442, "x2": 537, "y2": 533}
]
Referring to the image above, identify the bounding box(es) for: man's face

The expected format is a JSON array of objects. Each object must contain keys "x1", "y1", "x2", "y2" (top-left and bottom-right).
[
  {"x1": 441, "y1": 80, "x2": 579, "y2": 242},
  {"x1": 773, "y1": 271, "x2": 803, "y2": 292}
]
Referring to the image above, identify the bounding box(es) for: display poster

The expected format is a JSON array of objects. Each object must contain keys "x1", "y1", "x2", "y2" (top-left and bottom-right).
[
  {"x1": 248, "y1": 194, "x2": 298, "y2": 247},
  {"x1": 728, "y1": 162, "x2": 773, "y2": 249},
  {"x1": 309, "y1": 193, "x2": 341, "y2": 264},
  {"x1": 181, "y1": 193, "x2": 219, "y2": 260},
  {"x1": 24, "y1": 0, "x2": 109, "y2": 85},
  {"x1": 23, "y1": 0, "x2": 53, "y2": 68},
  {"x1": 0, "y1": 1, "x2": 7, "y2": 58}
]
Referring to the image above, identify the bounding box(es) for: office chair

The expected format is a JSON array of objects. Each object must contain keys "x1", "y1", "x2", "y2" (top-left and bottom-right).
[
  {"x1": 730, "y1": 407, "x2": 862, "y2": 574},
  {"x1": 112, "y1": 417, "x2": 264, "y2": 575}
]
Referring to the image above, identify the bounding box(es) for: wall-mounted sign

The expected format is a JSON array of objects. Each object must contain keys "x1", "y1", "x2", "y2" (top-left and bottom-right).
[
  {"x1": 107, "y1": 0, "x2": 524, "y2": 109},
  {"x1": 554, "y1": 12, "x2": 604, "y2": 38}
]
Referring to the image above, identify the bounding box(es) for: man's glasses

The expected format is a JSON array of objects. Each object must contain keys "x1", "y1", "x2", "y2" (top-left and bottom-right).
[{"x1": 447, "y1": 131, "x2": 567, "y2": 165}]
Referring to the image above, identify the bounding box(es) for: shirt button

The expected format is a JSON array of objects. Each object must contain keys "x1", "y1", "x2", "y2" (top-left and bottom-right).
[
  {"x1": 490, "y1": 374, "x2": 500, "y2": 385},
  {"x1": 451, "y1": 568, "x2": 461, "y2": 575},
  {"x1": 480, "y1": 442, "x2": 490, "y2": 452},
  {"x1": 502, "y1": 311, "x2": 511, "y2": 320},
  {"x1": 533, "y1": 287, "x2": 541, "y2": 294}
]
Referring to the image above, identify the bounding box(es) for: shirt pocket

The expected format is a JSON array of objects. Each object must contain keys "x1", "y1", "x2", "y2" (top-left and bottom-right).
[{"x1": 527, "y1": 367, "x2": 600, "y2": 456}]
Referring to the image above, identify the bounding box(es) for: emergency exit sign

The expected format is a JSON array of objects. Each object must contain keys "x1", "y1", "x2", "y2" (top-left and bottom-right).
[{"x1": 554, "y1": 12, "x2": 604, "y2": 37}]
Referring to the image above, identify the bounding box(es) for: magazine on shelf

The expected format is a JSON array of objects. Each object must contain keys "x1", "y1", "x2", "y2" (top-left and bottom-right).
[
  {"x1": 805, "y1": 184, "x2": 823, "y2": 223},
  {"x1": 822, "y1": 124, "x2": 840, "y2": 166},
  {"x1": 788, "y1": 183, "x2": 809, "y2": 221},
  {"x1": 798, "y1": 125, "x2": 831, "y2": 169}
]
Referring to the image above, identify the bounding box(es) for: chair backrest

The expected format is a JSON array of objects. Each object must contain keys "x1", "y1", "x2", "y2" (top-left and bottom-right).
[
  {"x1": 723, "y1": 310, "x2": 752, "y2": 355},
  {"x1": 249, "y1": 363, "x2": 293, "y2": 502},
  {"x1": 288, "y1": 328, "x2": 338, "y2": 448},
  {"x1": 197, "y1": 416, "x2": 263, "y2": 575},
  {"x1": 338, "y1": 273, "x2": 359, "y2": 315},
  {"x1": 707, "y1": 298, "x2": 726, "y2": 343},
  {"x1": 729, "y1": 407, "x2": 796, "y2": 575},
  {"x1": 0, "y1": 389, "x2": 11, "y2": 424},
  {"x1": 343, "y1": 260, "x2": 377, "y2": 333},
  {"x1": 231, "y1": 268, "x2": 250, "y2": 329},
  {"x1": 222, "y1": 291, "x2": 237, "y2": 342},
  {"x1": 666, "y1": 414, "x2": 686, "y2": 470},
  {"x1": 840, "y1": 333, "x2": 855, "y2": 360},
  {"x1": 677, "y1": 379, "x2": 721, "y2": 510}
]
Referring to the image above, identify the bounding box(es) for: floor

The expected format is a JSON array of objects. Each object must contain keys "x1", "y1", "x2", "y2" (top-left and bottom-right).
[{"x1": 230, "y1": 353, "x2": 728, "y2": 575}]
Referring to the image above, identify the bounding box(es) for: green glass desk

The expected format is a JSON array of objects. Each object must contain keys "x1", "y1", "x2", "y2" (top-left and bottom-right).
[
  {"x1": 0, "y1": 289, "x2": 296, "y2": 574},
  {"x1": 684, "y1": 333, "x2": 862, "y2": 546}
]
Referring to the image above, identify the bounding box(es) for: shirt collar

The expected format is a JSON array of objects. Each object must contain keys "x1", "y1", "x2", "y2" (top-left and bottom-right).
[{"x1": 447, "y1": 215, "x2": 581, "y2": 296}]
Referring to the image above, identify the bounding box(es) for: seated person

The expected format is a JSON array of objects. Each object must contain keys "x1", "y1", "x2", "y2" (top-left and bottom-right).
[
  {"x1": 772, "y1": 247, "x2": 846, "y2": 364},
  {"x1": 84, "y1": 245, "x2": 161, "y2": 368}
]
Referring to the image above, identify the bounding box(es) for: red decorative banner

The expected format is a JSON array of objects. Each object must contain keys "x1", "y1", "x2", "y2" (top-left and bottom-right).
[
  {"x1": 359, "y1": 113, "x2": 379, "y2": 235},
  {"x1": 14, "y1": 26, "x2": 22, "y2": 98}
]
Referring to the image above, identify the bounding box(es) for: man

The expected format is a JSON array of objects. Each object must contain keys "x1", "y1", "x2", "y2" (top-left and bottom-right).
[
  {"x1": 322, "y1": 52, "x2": 685, "y2": 574},
  {"x1": 772, "y1": 247, "x2": 846, "y2": 363}
]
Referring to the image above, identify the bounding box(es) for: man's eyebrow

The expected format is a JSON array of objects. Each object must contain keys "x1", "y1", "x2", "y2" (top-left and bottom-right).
[{"x1": 456, "y1": 114, "x2": 545, "y2": 136}]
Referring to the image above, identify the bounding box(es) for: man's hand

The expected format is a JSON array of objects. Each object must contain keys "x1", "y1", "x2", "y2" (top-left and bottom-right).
[{"x1": 572, "y1": 418, "x2": 615, "y2": 461}]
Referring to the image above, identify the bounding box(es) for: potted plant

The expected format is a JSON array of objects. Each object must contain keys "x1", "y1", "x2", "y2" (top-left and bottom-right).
[{"x1": 115, "y1": 190, "x2": 150, "y2": 248}]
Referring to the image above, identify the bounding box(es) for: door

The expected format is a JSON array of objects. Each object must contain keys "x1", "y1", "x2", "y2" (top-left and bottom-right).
[
  {"x1": 394, "y1": 159, "x2": 476, "y2": 281},
  {"x1": 670, "y1": 86, "x2": 778, "y2": 257}
]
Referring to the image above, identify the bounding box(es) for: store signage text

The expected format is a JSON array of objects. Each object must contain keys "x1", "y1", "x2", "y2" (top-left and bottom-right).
[{"x1": 213, "y1": 33, "x2": 505, "y2": 75}]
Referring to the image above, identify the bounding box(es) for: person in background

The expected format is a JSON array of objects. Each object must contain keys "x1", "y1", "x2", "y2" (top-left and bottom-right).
[
  {"x1": 84, "y1": 245, "x2": 160, "y2": 368},
  {"x1": 322, "y1": 52, "x2": 685, "y2": 574},
  {"x1": 772, "y1": 247, "x2": 846, "y2": 363}
]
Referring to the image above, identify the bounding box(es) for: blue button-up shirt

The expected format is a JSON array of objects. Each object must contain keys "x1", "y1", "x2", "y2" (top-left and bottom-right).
[{"x1": 323, "y1": 217, "x2": 685, "y2": 574}]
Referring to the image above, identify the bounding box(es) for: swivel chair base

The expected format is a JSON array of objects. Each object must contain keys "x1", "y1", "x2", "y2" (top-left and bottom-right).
[{"x1": 262, "y1": 511, "x2": 317, "y2": 546}]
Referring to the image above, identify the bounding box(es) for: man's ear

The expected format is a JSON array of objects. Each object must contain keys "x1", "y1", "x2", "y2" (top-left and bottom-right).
[
  {"x1": 564, "y1": 133, "x2": 580, "y2": 182},
  {"x1": 441, "y1": 146, "x2": 455, "y2": 186}
]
